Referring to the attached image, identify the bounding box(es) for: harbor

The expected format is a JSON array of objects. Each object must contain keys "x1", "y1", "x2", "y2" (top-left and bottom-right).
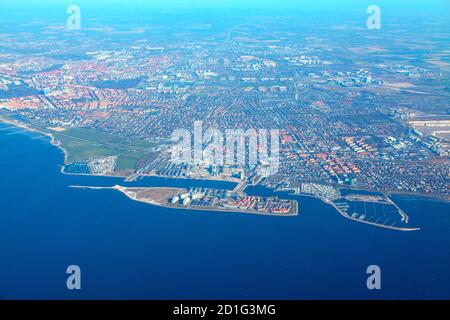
[{"x1": 70, "y1": 184, "x2": 298, "y2": 217}]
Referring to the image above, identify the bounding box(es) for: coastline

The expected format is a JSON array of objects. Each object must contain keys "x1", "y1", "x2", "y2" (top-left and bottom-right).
[
  {"x1": 1, "y1": 115, "x2": 447, "y2": 202},
  {"x1": 336, "y1": 184, "x2": 450, "y2": 203},
  {"x1": 0, "y1": 116, "x2": 446, "y2": 230},
  {"x1": 0, "y1": 115, "x2": 244, "y2": 184},
  {"x1": 0, "y1": 115, "x2": 71, "y2": 166}
]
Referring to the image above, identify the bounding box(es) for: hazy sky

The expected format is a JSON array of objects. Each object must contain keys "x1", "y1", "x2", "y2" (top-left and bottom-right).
[
  {"x1": 0, "y1": 0, "x2": 448, "y2": 21},
  {"x1": 1, "y1": 0, "x2": 449, "y2": 10}
]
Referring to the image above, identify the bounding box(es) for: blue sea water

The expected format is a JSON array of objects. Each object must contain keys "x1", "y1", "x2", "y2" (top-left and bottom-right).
[{"x1": 0, "y1": 122, "x2": 449, "y2": 300}]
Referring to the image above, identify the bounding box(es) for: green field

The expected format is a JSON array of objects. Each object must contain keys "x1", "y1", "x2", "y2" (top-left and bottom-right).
[
  {"x1": 52, "y1": 127, "x2": 160, "y2": 172},
  {"x1": 115, "y1": 150, "x2": 147, "y2": 172}
]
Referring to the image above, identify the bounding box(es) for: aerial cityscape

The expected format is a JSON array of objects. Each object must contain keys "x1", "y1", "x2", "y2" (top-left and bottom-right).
[{"x1": 0, "y1": 0, "x2": 449, "y2": 301}]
